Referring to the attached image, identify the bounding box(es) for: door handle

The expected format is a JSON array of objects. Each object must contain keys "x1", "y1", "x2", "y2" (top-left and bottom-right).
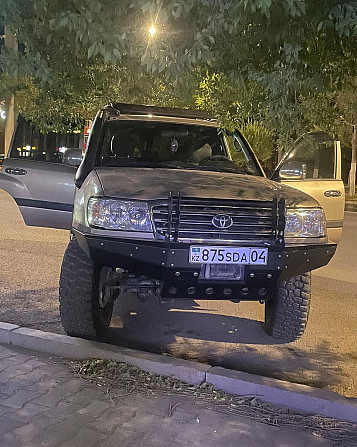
[
  {"x1": 324, "y1": 190, "x2": 342, "y2": 197},
  {"x1": 5, "y1": 167, "x2": 27, "y2": 175}
]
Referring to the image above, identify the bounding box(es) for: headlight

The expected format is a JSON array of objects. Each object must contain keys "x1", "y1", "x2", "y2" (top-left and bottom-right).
[
  {"x1": 87, "y1": 198, "x2": 153, "y2": 232},
  {"x1": 285, "y1": 208, "x2": 326, "y2": 238}
]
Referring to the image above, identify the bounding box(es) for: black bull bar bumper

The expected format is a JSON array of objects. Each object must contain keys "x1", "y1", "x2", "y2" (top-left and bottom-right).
[{"x1": 75, "y1": 231, "x2": 336, "y2": 301}]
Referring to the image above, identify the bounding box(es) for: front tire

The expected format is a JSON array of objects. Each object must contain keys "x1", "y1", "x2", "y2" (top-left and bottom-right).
[
  {"x1": 59, "y1": 238, "x2": 114, "y2": 339},
  {"x1": 265, "y1": 273, "x2": 311, "y2": 342}
]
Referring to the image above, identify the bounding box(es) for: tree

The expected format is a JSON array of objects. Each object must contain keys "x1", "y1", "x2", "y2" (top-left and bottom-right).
[{"x1": 1, "y1": 1, "x2": 357, "y2": 153}]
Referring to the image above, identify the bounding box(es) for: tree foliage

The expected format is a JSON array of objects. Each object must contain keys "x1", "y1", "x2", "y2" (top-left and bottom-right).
[{"x1": 1, "y1": 0, "x2": 357, "y2": 152}]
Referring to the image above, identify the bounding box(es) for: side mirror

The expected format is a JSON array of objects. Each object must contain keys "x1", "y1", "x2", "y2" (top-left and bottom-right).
[
  {"x1": 63, "y1": 148, "x2": 82, "y2": 167},
  {"x1": 279, "y1": 160, "x2": 307, "y2": 180}
]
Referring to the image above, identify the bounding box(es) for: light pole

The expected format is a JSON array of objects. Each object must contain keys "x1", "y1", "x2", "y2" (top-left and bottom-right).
[
  {"x1": 3, "y1": 26, "x2": 17, "y2": 157},
  {"x1": 340, "y1": 116, "x2": 356, "y2": 196}
]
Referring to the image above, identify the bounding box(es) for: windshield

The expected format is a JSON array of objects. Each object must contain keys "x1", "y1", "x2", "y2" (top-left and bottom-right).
[{"x1": 97, "y1": 120, "x2": 260, "y2": 176}]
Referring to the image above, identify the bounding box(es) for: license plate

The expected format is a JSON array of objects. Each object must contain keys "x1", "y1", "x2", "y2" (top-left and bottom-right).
[{"x1": 189, "y1": 246, "x2": 268, "y2": 265}]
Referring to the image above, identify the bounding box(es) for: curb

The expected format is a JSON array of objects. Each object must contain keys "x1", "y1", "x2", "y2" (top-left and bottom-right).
[{"x1": 1, "y1": 322, "x2": 356, "y2": 423}]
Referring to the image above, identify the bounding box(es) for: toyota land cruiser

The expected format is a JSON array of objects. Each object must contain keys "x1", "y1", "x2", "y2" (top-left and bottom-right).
[{"x1": 0, "y1": 104, "x2": 345, "y2": 342}]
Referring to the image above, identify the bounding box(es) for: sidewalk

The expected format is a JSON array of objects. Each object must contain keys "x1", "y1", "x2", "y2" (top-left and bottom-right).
[{"x1": 0, "y1": 344, "x2": 355, "y2": 447}]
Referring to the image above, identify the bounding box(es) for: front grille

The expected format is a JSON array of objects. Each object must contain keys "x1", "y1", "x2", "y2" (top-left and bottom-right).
[{"x1": 152, "y1": 197, "x2": 276, "y2": 242}]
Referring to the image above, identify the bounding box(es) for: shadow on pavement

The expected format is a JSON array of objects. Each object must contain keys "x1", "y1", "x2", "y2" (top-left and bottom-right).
[
  {"x1": 108, "y1": 293, "x2": 279, "y2": 346},
  {"x1": 0, "y1": 286, "x2": 347, "y2": 393},
  {"x1": 104, "y1": 293, "x2": 346, "y2": 391}
]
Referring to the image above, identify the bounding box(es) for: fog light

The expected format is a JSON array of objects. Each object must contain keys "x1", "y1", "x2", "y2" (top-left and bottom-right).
[
  {"x1": 223, "y1": 288, "x2": 232, "y2": 296},
  {"x1": 187, "y1": 287, "x2": 195, "y2": 295},
  {"x1": 241, "y1": 287, "x2": 249, "y2": 296},
  {"x1": 169, "y1": 287, "x2": 177, "y2": 295},
  {"x1": 205, "y1": 287, "x2": 214, "y2": 295}
]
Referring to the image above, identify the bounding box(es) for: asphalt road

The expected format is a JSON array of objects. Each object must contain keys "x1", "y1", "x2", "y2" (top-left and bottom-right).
[{"x1": 0, "y1": 189, "x2": 356, "y2": 398}]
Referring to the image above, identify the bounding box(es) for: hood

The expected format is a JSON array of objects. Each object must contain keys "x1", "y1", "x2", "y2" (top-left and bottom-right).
[{"x1": 95, "y1": 167, "x2": 318, "y2": 208}]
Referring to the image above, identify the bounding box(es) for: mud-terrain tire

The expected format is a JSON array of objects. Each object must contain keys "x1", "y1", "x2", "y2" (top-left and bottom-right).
[
  {"x1": 264, "y1": 273, "x2": 311, "y2": 342},
  {"x1": 59, "y1": 238, "x2": 114, "y2": 339}
]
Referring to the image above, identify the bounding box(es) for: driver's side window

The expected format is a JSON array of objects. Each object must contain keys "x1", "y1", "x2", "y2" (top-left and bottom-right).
[{"x1": 10, "y1": 116, "x2": 80, "y2": 163}]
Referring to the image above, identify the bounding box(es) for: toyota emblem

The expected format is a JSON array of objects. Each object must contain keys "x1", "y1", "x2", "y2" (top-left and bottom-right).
[{"x1": 212, "y1": 214, "x2": 233, "y2": 229}]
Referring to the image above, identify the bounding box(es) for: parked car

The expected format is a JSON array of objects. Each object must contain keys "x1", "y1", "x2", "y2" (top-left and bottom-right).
[{"x1": 0, "y1": 104, "x2": 345, "y2": 342}]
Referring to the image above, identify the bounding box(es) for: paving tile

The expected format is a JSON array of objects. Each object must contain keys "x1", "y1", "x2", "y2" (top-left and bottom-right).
[
  {"x1": 2, "y1": 389, "x2": 42, "y2": 409},
  {"x1": 63, "y1": 386, "x2": 108, "y2": 406},
  {"x1": 2, "y1": 416, "x2": 53, "y2": 446},
  {"x1": 0, "y1": 357, "x2": 26, "y2": 372},
  {"x1": 26, "y1": 375, "x2": 67, "y2": 393},
  {"x1": 37, "y1": 400, "x2": 77, "y2": 422},
  {"x1": 32, "y1": 364, "x2": 71, "y2": 378},
  {"x1": 134, "y1": 394, "x2": 185, "y2": 418},
  {"x1": 0, "y1": 353, "x2": 34, "y2": 365},
  {"x1": 0, "y1": 382, "x2": 22, "y2": 397},
  {"x1": 35, "y1": 383, "x2": 83, "y2": 408},
  {"x1": 272, "y1": 427, "x2": 334, "y2": 447},
  {"x1": 104, "y1": 426, "x2": 147, "y2": 447},
  {"x1": 9, "y1": 368, "x2": 52, "y2": 390},
  {"x1": 0, "y1": 344, "x2": 353, "y2": 447},
  {"x1": 0, "y1": 403, "x2": 13, "y2": 417},
  {"x1": 0, "y1": 415, "x2": 24, "y2": 437},
  {"x1": 128, "y1": 432, "x2": 186, "y2": 447},
  {"x1": 77, "y1": 400, "x2": 112, "y2": 418},
  {"x1": 125, "y1": 411, "x2": 162, "y2": 428},
  {"x1": 0, "y1": 432, "x2": 23, "y2": 447},
  {"x1": 58, "y1": 427, "x2": 107, "y2": 447},
  {"x1": 0, "y1": 346, "x2": 18, "y2": 358},
  {"x1": 169, "y1": 408, "x2": 200, "y2": 424},
  {"x1": 21, "y1": 358, "x2": 48, "y2": 371},
  {"x1": 30, "y1": 413, "x2": 92, "y2": 447},
  {"x1": 15, "y1": 403, "x2": 48, "y2": 419},
  {"x1": 0, "y1": 367, "x2": 28, "y2": 383},
  {"x1": 88, "y1": 407, "x2": 138, "y2": 434}
]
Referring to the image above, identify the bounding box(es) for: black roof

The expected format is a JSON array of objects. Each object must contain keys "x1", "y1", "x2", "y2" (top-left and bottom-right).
[{"x1": 107, "y1": 103, "x2": 213, "y2": 120}]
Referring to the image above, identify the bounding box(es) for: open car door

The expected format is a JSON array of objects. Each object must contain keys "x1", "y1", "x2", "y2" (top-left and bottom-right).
[
  {"x1": 0, "y1": 116, "x2": 80, "y2": 230},
  {"x1": 272, "y1": 131, "x2": 345, "y2": 243}
]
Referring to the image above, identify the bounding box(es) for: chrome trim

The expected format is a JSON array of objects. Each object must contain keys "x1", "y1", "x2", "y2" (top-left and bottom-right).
[
  {"x1": 151, "y1": 198, "x2": 275, "y2": 242},
  {"x1": 89, "y1": 227, "x2": 155, "y2": 240},
  {"x1": 324, "y1": 190, "x2": 342, "y2": 198},
  {"x1": 177, "y1": 237, "x2": 272, "y2": 245},
  {"x1": 285, "y1": 236, "x2": 328, "y2": 245}
]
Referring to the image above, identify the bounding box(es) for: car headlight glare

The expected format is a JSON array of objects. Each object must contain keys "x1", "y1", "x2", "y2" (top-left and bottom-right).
[
  {"x1": 87, "y1": 198, "x2": 152, "y2": 231},
  {"x1": 285, "y1": 208, "x2": 326, "y2": 238}
]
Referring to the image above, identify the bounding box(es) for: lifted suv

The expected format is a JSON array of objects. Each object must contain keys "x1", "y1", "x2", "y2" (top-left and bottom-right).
[{"x1": 0, "y1": 104, "x2": 345, "y2": 342}]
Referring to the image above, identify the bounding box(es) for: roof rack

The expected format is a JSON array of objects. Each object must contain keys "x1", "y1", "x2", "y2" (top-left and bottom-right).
[{"x1": 106, "y1": 103, "x2": 214, "y2": 120}]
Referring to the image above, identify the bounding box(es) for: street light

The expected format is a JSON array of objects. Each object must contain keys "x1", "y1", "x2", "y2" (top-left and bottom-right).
[{"x1": 148, "y1": 25, "x2": 157, "y2": 37}]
